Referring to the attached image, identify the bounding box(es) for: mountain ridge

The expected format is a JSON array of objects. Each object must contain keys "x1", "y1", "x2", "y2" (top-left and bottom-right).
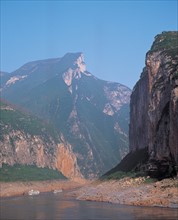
[{"x1": 1, "y1": 52, "x2": 131, "y2": 178}]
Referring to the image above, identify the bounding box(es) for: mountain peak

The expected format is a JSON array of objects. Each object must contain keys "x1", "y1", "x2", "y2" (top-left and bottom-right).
[
  {"x1": 74, "y1": 53, "x2": 86, "y2": 73},
  {"x1": 62, "y1": 52, "x2": 86, "y2": 73},
  {"x1": 62, "y1": 53, "x2": 90, "y2": 89}
]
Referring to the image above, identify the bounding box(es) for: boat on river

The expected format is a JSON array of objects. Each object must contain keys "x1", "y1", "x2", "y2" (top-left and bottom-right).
[
  {"x1": 53, "y1": 189, "x2": 63, "y2": 194},
  {"x1": 28, "y1": 189, "x2": 40, "y2": 196}
]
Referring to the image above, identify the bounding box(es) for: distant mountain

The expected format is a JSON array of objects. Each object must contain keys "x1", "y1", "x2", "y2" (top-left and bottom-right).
[
  {"x1": 1, "y1": 52, "x2": 131, "y2": 178},
  {"x1": 104, "y1": 31, "x2": 178, "y2": 180},
  {"x1": 0, "y1": 71, "x2": 10, "y2": 88}
]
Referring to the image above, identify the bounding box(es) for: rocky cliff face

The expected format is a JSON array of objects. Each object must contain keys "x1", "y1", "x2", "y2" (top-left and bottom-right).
[
  {"x1": 0, "y1": 101, "x2": 82, "y2": 179},
  {"x1": 129, "y1": 31, "x2": 178, "y2": 178},
  {"x1": 1, "y1": 53, "x2": 131, "y2": 178}
]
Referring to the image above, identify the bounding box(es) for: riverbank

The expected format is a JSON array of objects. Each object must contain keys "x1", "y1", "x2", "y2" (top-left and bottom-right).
[
  {"x1": 0, "y1": 179, "x2": 86, "y2": 198},
  {"x1": 1, "y1": 177, "x2": 178, "y2": 209},
  {"x1": 71, "y1": 177, "x2": 178, "y2": 208}
]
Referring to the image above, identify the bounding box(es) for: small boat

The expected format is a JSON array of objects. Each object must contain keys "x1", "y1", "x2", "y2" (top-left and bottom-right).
[
  {"x1": 28, "y1": 189, "x2": 40, "y2": 196},
  {"x1": 53, "y1": 189, "x2": 63, "y2": 194}
]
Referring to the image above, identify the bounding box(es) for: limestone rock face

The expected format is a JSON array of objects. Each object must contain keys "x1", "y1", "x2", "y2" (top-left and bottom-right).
[
  {"x1": 1, "y1": 131, "x2": 55, "y2": 168},
  {"x1": 56, "y1": 142, "x2": 82, "y2": 179},
  {"x1": 129, "y1": 68, "x2": 149, "y2": 152},
  {"x1": 0, "y1": 131, "x2": 83, "y2": 179},
  {"x1": 129, "y1": 31, "x2": 178, "y2": 178}
]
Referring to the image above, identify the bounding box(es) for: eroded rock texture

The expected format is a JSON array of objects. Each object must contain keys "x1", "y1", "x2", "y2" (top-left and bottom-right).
[
  {"x1": 129, "y1": 31, "x2": 178, "y2": 178},
  {"x1": 0, "y1": 101, "x2": 83, "y2": 179}
]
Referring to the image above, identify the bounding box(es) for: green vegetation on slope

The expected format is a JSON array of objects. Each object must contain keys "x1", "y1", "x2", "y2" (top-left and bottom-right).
[
  {"x1": 0, "y1": 164, "x2": 67, "y2": 182},
  {"x1": 150, "y1": 31, "x2": 178, "y2": 58},
  {"x1": 0, "y1": 100, "x2": 60, "y2": 143}
]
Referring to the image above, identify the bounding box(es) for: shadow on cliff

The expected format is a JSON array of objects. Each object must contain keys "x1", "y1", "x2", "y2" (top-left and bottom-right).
[{"x1": 102, "y1": 147, "x2": 177, "y2": 180}]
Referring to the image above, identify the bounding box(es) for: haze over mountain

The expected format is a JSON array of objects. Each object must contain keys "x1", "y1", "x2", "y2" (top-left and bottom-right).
[{"x1": 1, "y1": 53, "x2": 131, "y2": 178}]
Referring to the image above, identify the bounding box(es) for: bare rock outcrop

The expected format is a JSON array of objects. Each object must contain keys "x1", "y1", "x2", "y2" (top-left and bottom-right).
[
  {"x1": 0, "y1": 101, "x2": 83, "y2": 180},
  {"x1": 129, "y1": 31, "x2": 178, "y2": 178},
  {"x1": 0, "y1": 130, "x2": 83, "y2": 180}
]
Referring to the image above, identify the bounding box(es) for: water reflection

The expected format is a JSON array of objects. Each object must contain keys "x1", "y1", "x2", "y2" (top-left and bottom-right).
[{"x1": 1, "y1": 193, "x2": 178, "y2": 220}]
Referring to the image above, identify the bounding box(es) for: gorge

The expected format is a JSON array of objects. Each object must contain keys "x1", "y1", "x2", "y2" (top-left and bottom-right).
[{"x1": 1, "y1": 31, "x2": 177, "y2": 181}]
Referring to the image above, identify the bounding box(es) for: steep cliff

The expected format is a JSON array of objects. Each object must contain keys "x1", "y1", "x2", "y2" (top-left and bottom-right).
[
  {"x1": 102, "y1": 31, "x2": 178, "y2": 180},
  {"x1": 1, "y1": 53, "x2": 131, "y2": 178},
  {"x1": 129, "y1": 31, "x2": 178, "y2": 178},
  {"x1": 0, "y1": 100, "x2": 82, "y2": 179}
]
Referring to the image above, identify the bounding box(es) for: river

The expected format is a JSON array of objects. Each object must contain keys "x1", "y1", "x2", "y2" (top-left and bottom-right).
[{"x1": 1, "y1": 192, "x2": 177, "y2": 220}]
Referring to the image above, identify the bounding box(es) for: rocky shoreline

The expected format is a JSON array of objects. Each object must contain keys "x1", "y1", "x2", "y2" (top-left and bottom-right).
[
  {"x1": 70, "y1": 177, "x2": 178, "y2": 208},
  {"x1": 0, "y1": 180, "x2": 85, "y2": 198}
]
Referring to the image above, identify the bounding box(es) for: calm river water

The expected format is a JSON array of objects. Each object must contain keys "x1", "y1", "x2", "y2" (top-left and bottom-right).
[{"x1": 1, "y1": 192, "x2": 178, "y2": 220}]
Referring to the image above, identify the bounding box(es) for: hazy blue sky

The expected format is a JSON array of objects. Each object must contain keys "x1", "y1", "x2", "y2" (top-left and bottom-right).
[{"x1": 1, "y1": 1, "x2": 177, "y2": 88}]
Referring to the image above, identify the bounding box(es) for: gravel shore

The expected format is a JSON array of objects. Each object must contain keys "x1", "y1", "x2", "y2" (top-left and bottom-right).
[{"x1": 71, "y1": 177, "x2": 178, "y2": 208}]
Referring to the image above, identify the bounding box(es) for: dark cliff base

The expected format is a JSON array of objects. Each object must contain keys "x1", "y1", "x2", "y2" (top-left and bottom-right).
[
  {"x1": 102, "y1": 148, "x2": 177, "y2": 180},
  {"x1": 147, "y1": 159, "x2": 177, "y2": 180},
  {"x1": 103, "y1": 148, "x2": 149, "y2": 175}
]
